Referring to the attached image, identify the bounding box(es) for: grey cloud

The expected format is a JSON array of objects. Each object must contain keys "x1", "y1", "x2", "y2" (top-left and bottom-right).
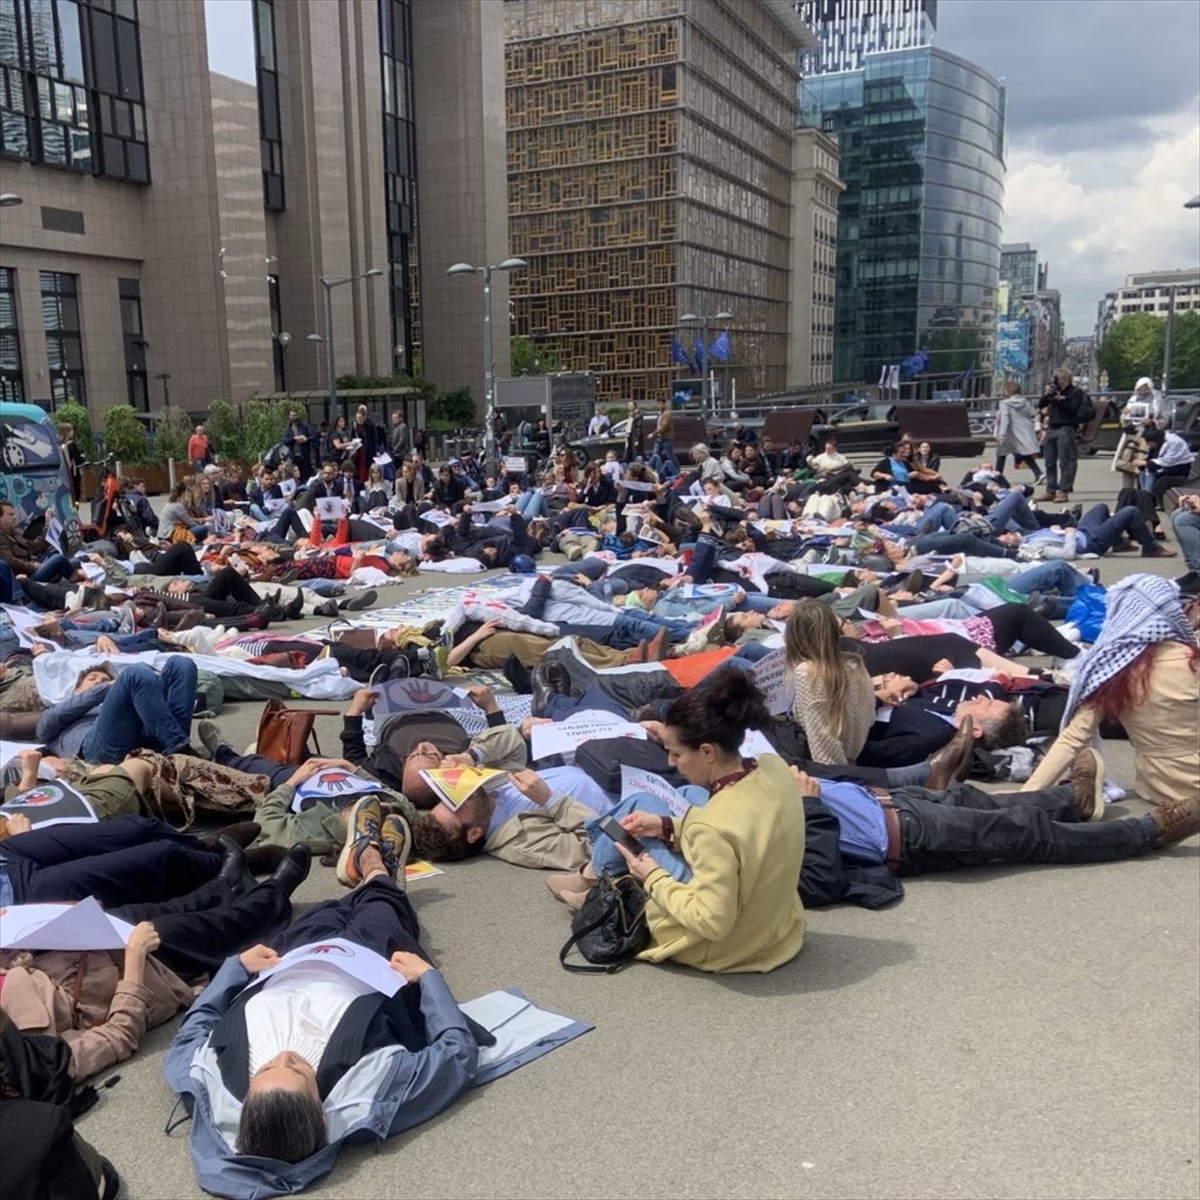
[{"x1": 937, "y1": 0, "x2": 1200, "y2": 148}]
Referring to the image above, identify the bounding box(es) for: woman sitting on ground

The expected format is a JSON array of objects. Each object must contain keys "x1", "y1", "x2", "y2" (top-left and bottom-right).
[
  {"x1": 1023, "y1": 573, "x2": 1199, "y2": 808},
  {"x1": 785, "y1": 599, "x2": 876, "y2": 765},
  {"x1": 609, "y1": 668, "x2": 807, "y2": 974}
]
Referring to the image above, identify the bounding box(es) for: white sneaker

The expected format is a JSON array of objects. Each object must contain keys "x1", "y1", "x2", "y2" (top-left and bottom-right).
[
  {"x1": 1057, "y1": 622, "x2": 1082, "y2": 644},
  {"x1": 1102, "y1": 778, "x2": 1126, "y2": 803}
]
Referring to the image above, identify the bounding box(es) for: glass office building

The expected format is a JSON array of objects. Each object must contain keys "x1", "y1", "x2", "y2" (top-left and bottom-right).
[{"x1": 802, "y1": 46, "x2": 1005, "y2": 391}]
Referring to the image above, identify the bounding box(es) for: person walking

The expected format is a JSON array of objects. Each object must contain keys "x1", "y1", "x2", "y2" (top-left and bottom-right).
[{"x1": 993, "y1": 381, "x2": 1043, "y2": 482}]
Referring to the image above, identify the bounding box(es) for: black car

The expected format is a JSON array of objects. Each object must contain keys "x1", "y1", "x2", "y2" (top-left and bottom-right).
[{"x1": 808, "y1": 403, "x2": 900, "y2": 457}]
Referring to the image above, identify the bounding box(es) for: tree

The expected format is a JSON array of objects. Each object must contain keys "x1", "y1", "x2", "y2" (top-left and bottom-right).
[
  {"x1": 1167, "y1": 310, "x2": 1200, "y2": 391},
  {"x1": 243, "y1": 398, "x2": 290, "y2": 460},
  {"x1": 155, "y1": 408, "x2": 191, "y2": 461},
  {"x1": 430, "y1": 386, "x2": 475, "y2": 426},
  {"x1": 54, "y1": 400, "x2": 95, "y2": 459},
  {"x1": 1098, "y1": 312, "x2": 1165, "y2": 392},
  {"x1": 206, "y1": 399, "x2": 241, "y2": 458},
  {"x1": 101, "y1": 404, "x2": 150, "y2": 464},
  {"x1": 511, "y1": 335, "x2": 558, "y2": 376}
]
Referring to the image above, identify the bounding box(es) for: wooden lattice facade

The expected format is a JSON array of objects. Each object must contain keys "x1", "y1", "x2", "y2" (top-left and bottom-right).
[{"x1": 505, "y1": 0, "x2": 806, "y2": 403}]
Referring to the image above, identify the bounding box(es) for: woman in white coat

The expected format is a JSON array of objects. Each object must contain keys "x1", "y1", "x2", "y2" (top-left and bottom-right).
[{"x1": 993, "y1": 381, "x2": 1043, "y2": 483}]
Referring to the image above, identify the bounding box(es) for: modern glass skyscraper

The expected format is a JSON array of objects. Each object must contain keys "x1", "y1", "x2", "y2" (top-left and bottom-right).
[
  {"x1": 802, "y1": 45, "x2": 1005, "y2": 392},
  {"x1": 796, "y1": 0, "x2": 937, "y2": 76}
]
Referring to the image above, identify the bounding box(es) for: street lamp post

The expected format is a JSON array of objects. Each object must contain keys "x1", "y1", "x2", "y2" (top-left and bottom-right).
[
  {"x1": 274, "y1": 330, "x2": 292, "y2": 398},
  {"x1": 679, "y1": 310, "x2": 733, "y2": 418},
  {"x1": 318, "y1": 269, "x2": 383, "y2": 424},
  {"x1": 447, "y1": 257, "x2": 527, "y2": 469},
  {"x1": 0, "y1": 193, "x2": 22, "y2": 207},
  {"x1": 153, "y1": 371, "x2": 171, "y2": 410}
]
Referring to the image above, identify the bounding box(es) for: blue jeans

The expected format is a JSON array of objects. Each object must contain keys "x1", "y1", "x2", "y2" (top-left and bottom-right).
[
  {"x1": 1041, "y1": 426, "x2": 1078, "y2": 494},
  {"x1": 62, "y1": 628, "x2": 161, "y2": 650},
  {"x1": 1078, "y1": 503, "x2": 1154, "y2": 555},
  {"x1": 1171, "y1": 508, "x2": 1200, "y2": 572},
  {"x1": 515, "y1": 491, "x2": 548, "y2": 519},
  {"x1": 1008, "y1": 560, "x2": 1087, "y2": 598},
  {"x1": 915, "y1": 502, "x2": 959, "y2": 536},
  {"x1": 0, "y1": 560, "x2": 19, "y2": 604},
  {"x1": 913, "y1": 532, "x2": 1013, "y2": 559},
  {"x1": 30, "y1": 552, "x2": 75, "y2": 584},
  {"x1": 986, "y1": 491, "x2": 1040, "y2": 533},
  {"x1": 613, "y1": 611, "x2": 693, "y2": 644},
  {"x1": 720, "y1": 641, "x2": 774, "y2": 668},
  {"x1": 79, "y1": 657, "x2": 198, "y2": 763},
  {"x1": 588, "y1": 787, "x2": 709, "y2": 880}
]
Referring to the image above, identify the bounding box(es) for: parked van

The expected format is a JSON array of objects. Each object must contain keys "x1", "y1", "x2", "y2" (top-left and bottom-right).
[{"x1": 0, "y1": 401, "x2": 82, "y2": 551}]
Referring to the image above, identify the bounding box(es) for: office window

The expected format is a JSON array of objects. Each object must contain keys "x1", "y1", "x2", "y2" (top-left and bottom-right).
[
  {"x1": 119, "y1": 276, "x2": 146, "y2": 410},
  {"x1": 268, "y1": 273, "x2": 286, "y2": 391},
  {"x1": 0, "y1": 0, "x2": 147, "y2": 180},
  {"x1": 252, "y1": 0, "x2": 283, "y2": 209},
  {"x1": 0, "y1": 266, "x2": 24, "y2": 401},
  {"x1": 378, "y1": 0, "x2": 415, "y2": 370},
  {"x1": 40, "y1": 269, "x2": 84, "y2": 404}
]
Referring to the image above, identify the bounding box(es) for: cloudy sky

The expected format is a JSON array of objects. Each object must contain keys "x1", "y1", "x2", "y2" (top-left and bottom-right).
[
  {"x1": 204, "y1": 0, "x2": 1198, "y2": 339},
  {"x1": 936, "y1": 0, "x2": 1200, "y2": 337}
]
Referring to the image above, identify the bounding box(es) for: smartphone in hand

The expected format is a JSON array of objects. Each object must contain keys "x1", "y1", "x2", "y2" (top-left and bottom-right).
[{"x1": 599, "y1": 815, "x2": 647, "y2": 858}]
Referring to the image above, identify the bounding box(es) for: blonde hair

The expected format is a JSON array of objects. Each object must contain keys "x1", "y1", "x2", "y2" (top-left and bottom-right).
[{"x1": 783, "y1": 599, "x2": 862, "y2": 739}]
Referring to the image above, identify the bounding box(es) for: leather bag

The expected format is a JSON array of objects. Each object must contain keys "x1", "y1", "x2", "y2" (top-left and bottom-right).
[
  {"x1": 255, "y1": 698, "x2": 339, "y2": 765},
  {"x1": 559, "y1": 874, "x2": 649, "y2": 973}
]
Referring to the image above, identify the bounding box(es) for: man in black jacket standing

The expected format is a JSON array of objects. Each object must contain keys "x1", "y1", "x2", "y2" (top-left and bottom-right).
[{"x1": 1037, "y1": 368, "x2": 1092, "y2": 503}]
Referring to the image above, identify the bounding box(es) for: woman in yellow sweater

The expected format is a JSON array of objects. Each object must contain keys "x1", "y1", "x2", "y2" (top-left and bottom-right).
[{"x1": 613, "y1": 669, "x2": 807, "y2": 974}]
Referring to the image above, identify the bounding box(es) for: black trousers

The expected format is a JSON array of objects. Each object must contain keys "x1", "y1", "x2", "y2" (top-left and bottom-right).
[
  {"x1": 274, "y1": 876, "x2": 426, "y2": 961},
  {"x1": 112, "y1": 878, "x2": 291, "y2": 980},
  {"x1": 892, "y1": 783, "x2": 1152, "y2": 875},
  {"x1": 128, "y1": 541, "x2": 202, "y2": 577},
  {"x1": 1, "y1": 815, "x2": 221, "y2": 906},
  {"x1": 983, "y1": 603, "x2": 1079, "y2": 659}
]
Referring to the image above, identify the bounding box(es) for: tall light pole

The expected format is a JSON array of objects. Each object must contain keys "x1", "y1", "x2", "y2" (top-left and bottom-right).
[
  {"x1": 0, "y1": 193, "x2": 22, "y2": 207},
  {"x1": 447, "y1": 257, "x2": 527, "y2": 468},
  {"x1": 679, "y1": 310, "x2": 733, "y2": 418},
  {"x1": 274, "y1": 330, "x2": 292, "y2": 398},
  {"x1": 319, "y1": 269, "x2": 383, "y2": 423}
]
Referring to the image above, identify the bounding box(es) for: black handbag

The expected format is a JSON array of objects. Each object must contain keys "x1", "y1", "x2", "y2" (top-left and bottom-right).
[{"x1": 559, "y1": 874, "x2": 650, "y2": 974}]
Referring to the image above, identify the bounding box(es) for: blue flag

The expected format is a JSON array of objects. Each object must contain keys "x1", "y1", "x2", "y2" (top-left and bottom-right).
[
  {"x1": 708, "y1": 329, "x2": 731, "y2": 362},
  {"x1": 670, "y1": 337, "x2": 690, "y2": 366},
  {"x1": 693, "y1": 339, "x2": 706, "y2": 373}
]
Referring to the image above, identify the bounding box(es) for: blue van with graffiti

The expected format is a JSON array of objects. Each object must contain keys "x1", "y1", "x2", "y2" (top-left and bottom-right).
[{"x1": 0, "y1": 401, "x2": 82, "y2": 551}]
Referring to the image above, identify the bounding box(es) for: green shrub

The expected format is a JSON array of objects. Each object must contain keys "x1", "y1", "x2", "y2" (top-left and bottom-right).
[
  {"x1": 54, "y1": 400, "x2": 95, "y2": 459},
  {"x1": 243, "y1": 398, "x2": 290, "y2": 461},
  {"x1": 206, "y1": 398, "x2": 240, "y2": 458},
  {"x1": 431, "y1": 386, "x2": 475, "y2": 427},
  {"x1": 156, "y1": 408, "x2": 191, "y2": 461},
  {"x1": 101, "y1": 404, "x2": 150, "y2": 464}
]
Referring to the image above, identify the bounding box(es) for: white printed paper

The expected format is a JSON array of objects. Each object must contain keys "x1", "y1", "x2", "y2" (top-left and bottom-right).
[
  {"x1": 530, "y1": 711, "x2": 647, "y2": 762},
  {"x1": 503, "y1": 456, "x2": 528, "y2": 474},
  {"x1": 619, "y1": 478, "x2": 656, "y2": 493},
  {"x1": 255, "y1": 936, "x2": 403, "y2": 997},
  {"x1": 373, "y1": 452, "x2": 393, "y2": 466},
  {"x1": 1, "y1": 780, "x2": 98, "y2": 828},
  {"x1": 315, "y1": 496, "x2": 349, "y2": 521},
  {"x1": 739, "y1": 729, "x2": 774, "y2": 757},
  {"x1": 751, "y1": 649, "x2": 796, "y2": 716},
  {"x1": 421, "y1": 509, "x2": 456, "y2": 527},
  {"x1": 619, "y1": 765, "x2": 690, "y2": 817},
  {"x1": 0, "y1": 897, "x2": 134, "y2": 951},
  {"x1": 290, "y1": 768, "x2": 382, "y2": 812}
]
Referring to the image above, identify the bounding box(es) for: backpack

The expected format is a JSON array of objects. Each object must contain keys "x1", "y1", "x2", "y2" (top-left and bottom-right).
[
  {"x1": 1072, "y1": 390, "x2": 1096, "y2": 427},
  {"x1": 953, "y1": 512, "x2": 993, "y2": 538}
]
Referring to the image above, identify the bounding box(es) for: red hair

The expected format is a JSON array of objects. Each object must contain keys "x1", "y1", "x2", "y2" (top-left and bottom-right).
[{"x1": 1086, "y1": 641, "x2": 1199, "y2": 724}]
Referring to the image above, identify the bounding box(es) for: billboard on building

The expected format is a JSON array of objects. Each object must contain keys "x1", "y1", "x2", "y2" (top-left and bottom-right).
[{"x1": 995, "y1": 315, "x2": 1029, "y2": 379}]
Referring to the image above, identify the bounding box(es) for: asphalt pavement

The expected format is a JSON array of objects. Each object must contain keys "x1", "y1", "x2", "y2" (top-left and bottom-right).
[{"x1": 73, "y1": 456, "x2": 1200, "y2": 1200}]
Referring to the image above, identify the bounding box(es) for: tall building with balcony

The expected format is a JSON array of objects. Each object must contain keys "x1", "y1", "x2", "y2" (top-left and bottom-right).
[
  {"x1": 801, "y1": 43, "x2": 1006, "y2": 393},
  {"x1": 504, "y1": 0, "x2": 819, "y2": 404},
  {"x1": 1095, "y1": 268, "x2": 1200, "y2": 346},
  {"x1": 0, "y1": 0, "x2": 509, "y2": 418}
]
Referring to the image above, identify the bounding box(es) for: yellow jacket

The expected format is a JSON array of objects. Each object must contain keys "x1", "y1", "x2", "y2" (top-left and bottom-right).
[
  {"x1": 639, "y1": 754, "x2": 806, "y2": 973},
  {"x1": 1024, "y1": 640, "x2": 1199, "y2": 807}
]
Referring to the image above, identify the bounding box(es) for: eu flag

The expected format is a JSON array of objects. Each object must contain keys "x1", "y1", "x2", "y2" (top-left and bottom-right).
[
  {"x1": 708, "y1": 330, "x2": 731, "y2": 362},
  {"x1": 670, "y1": 337, "x2": 689, "y2": 365}
]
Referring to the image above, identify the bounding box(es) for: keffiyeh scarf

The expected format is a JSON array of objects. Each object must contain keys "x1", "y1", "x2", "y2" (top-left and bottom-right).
[{"x1": 1062, "y1": 573, "x2": 1197, "y2": 727}]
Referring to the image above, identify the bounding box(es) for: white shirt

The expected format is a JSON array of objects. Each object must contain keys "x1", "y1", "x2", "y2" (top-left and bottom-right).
[
  {"x1": 587, "y1": 415, "x2": 610, "y2": 436},
  {"x1": 1152, "y1": 431, "x2": 1195, "y2": 470},
  {"x1": 245, "y1": 962, "x2": 376, "y2": 1077},
  {"x1": 601, "y1": 460, "x2": 623, "y2": 482}
]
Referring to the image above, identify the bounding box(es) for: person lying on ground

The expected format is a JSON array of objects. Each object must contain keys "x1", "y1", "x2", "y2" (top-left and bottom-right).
[
  {"x1": 0, "y1": 841, "x2": 309, "y2": 1082},
  {"x1": 164, "y1": 817, "x2": 482, "y2": 1195}
]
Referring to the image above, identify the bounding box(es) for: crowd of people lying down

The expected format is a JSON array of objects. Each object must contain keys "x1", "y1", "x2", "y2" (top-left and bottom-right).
[{"x1": 1, "y1": 402, "x2": 1197, "y2": 1199}]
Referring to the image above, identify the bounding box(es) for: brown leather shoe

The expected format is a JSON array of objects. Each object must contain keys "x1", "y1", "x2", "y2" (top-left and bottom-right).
[
  {"x1": 1070, "y1": 747, "x2": 1104, "y2": 821},
  {"x1": 925, "y1": 716, "x2": 974, "y2": 791},
  {"x1": 547, "y1": 867, "x2": 595, "y2": 911},
  {"x1": 1150, "y1": 797, "x2": 1200, "y2": 848},
  {"x1": 622, "y1": 639, "x2": 650, "y2": 665},
  {"x1": 1035, "y1": 492, "x2": 1058, "y2": 503},
  {"x1": 1053, "y1": 491, "x2": 1069, "y2": 503},
  {"x1": 646, "y1": 627, "x2": 670, "y2": 661},
  {"x1": 1141, "y1": 544, "x2": 1177, "y2": 558}
]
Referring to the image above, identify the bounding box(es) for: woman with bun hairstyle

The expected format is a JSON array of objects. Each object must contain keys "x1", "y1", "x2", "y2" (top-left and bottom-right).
[
  {"x1": 784, "y1": 598, "x2": 875, "y2": 765},
  {"x1": 612, "y1": 667, "x2": 807, "y2": 974}
]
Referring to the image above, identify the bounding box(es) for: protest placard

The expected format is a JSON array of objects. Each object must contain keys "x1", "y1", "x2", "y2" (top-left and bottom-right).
[
  {"x1": 418, "y1": 766, "x2": 506, "y2": 811},
  {"x1": 503, "y1": 456, "x2": 528, "y2": 474},
  {"x1": 255, "y1": 936, "x2": 403, "y2": 997},
  {"x1": 1, "y1": 780, "x2": 98, "y2": 828},
  {"x1": 1, "y1": 897, "x2": 133, "y2": 951},
  {"x1": 530, "y1": 711, "x2": 648, "y2": 761},
  {"x1": 619, "y1": 765, "x2": 691, "y2": 817},
  {"x1": 752, "y1": 648, "x2": 796, "y2": 716},
  {"x1": 291, "y1": 769, "x2": 383, "y2": 811},
  {"x1": 315, "y1": 496, "x2": 350, "y2": 522}
]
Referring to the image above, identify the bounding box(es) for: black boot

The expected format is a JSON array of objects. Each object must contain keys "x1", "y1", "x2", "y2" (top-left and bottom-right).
[{"x1": 502, "y1": 652, "x2": 533, "y2": 694}]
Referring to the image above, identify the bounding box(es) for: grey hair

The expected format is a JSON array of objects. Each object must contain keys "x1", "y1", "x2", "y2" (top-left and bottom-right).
[{"x1": 691, "y1": 443, "x2": 709, "y2": 459}]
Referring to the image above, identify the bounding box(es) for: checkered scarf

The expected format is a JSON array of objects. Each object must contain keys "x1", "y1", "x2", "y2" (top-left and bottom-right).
[{"x1": 1062, "y1": 573, "x2": 1197, "y2": 727}]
